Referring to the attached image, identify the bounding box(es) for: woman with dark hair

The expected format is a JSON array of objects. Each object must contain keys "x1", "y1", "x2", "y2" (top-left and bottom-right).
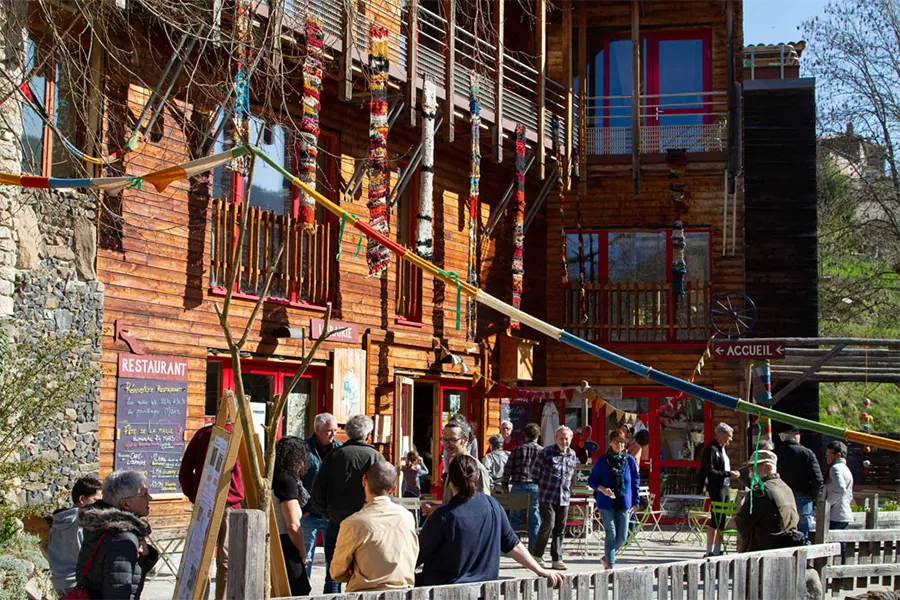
[
  {"x1": 273, "y1": 435, "x2": 313, "y2": 596},
  {"x1": 416, "y1": 455, "x2": 564, "y2": 587},
  {"x1": 588, "y1": 429, "x2": 640, "y2": 569}
]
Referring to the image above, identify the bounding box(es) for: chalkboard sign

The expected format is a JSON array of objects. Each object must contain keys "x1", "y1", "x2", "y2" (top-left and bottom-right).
[
  {"x1": 115, "y1": 354, "x2": 188, "y2": 495},
  {"x1": 500, "y1": 401, "x2": 540, "y2": 446}
]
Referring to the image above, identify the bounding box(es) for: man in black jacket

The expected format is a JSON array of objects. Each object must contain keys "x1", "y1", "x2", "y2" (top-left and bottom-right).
[
  {"x1": 699, "y1": 423, "x2": 739, "y2": 557},
  {"x1": 774, "y1": 426, "x2": 824, "y2": 543},
  {"x1": 311, "y1": 414, "x2": 383, "y2": 594}
]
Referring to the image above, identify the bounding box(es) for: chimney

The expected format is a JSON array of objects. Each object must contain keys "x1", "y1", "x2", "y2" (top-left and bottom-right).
[{"x1": 846, "y1": 123, "x2": 854, "y2": 137}]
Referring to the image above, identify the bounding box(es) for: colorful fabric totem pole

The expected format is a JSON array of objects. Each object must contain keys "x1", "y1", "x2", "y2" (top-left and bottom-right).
[
  {"x1": 573, "y1": 147, "x2": 588, "y2": 324},
  {"x1": 231, "y1": 0, "x2": 253, "y2": 175},
  {"x1": 366, "y1": 24, "x2": 391, "y2": 276},
  {"x1": 297, "y1": 17, "x2": 324, "y2": 230},
  {"x1": 672, "y1": 221, "x2": 687, "y2": 304},
  {"x1": 553, "y1": 116, "x2": 567, "y2": 285},
  {"x1": 466, "y1": 74, "x2": 481, "y2": 341},
  {"x1": 510, "y1": 124, "x2": 527, "y2": 330},
  {"x1": 752, "y1": 359, "x2": 773, "y2": 439},
  {"x1": 415, "y1": 79, "x2": 437, "y2": 260},
  {"x1": 667, "y1": 148, "x2": 687, "y2": 204}
]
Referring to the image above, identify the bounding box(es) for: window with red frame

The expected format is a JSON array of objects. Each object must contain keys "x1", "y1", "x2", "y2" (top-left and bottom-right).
[
  {"x1": 395, "y1": 169, "x2": 423, "y2": 323},
  {"x1": 209, "y1": 116, "x2": 339, "y2": 307},
  {"x1": 564, "y1": 230, "x2": 711, "y2": 342}
]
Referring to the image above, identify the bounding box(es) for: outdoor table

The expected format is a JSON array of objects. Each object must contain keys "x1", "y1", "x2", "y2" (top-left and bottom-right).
[{"x1": 660, "y1": 494, "x2": 708, "y2": 543}]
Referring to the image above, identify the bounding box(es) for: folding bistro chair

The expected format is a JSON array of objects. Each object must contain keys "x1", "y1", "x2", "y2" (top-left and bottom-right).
[
  {"x1": 709, "y1": 500, "x2": 739, "y2": 553},
  {"x1": 642, "y1": 492, "x2": 665, "y2": 539},
  {"x1": 687, "y1": 506, "x2": 711, "y2": 545},
  {"x1": 620, "y1": 505, "x2": 650, "y2": 557}
]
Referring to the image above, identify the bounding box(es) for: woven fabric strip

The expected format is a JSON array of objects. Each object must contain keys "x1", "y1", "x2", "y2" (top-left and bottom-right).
[
  {"x1": 510, "y1": 124, "x2": 527, "y2": 330},
  {"x1": 415, "y1": 79, "x2": 437, "y2": 259},
  {"x1": 554, "y1": 116, "x2": 567, "y2": 286},
  {"x1": 466, "y1": 74, "x2": 481, "y2": 341},
  {"x1": 231, "y1": 0, "x2": 252, "y2": 174},
  {"x1": 297, "y1": 17, "x2": 324, "y2": 230},
  {"x1": 366, "y1": 24, "x2": 391, "y2": 276}
]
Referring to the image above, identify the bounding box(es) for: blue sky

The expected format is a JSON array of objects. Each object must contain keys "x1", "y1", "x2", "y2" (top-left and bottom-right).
[{"x1": 743, "y1": 0, "x2": 830, "y2": 46}]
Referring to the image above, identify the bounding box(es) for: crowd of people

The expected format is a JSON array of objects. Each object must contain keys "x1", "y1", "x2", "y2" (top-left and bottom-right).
[{"x1": 46, "y1": 412, "x2": 858, "y2": 599}]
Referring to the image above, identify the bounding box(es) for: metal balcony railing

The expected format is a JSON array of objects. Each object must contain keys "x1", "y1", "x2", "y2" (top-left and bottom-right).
[{"x1": 585, "y1": 91, "x2": 726, "y2": 155}]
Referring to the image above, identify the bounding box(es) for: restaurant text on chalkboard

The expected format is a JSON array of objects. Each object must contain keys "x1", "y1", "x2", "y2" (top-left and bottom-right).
[{"x1": 115, "y1": 354, "x2": 189, "y2": 495}]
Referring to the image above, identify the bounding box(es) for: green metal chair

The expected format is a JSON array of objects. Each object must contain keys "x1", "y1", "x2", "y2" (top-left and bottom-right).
[{"x1": 709, "y1": 500, "x2": 739, "y2": 553}]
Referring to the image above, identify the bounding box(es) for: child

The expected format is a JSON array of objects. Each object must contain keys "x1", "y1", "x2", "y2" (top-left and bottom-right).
[
  {"x1": 401, "y1": 451, "x2": 429, "y2": 498},
  {"x1": 49, "y1": 475, "x2": 102, "y2": 597}
]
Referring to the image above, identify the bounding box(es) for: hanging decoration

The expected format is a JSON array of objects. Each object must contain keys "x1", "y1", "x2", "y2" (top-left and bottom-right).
[
  {"x1": 672, "y1": 221, "x2": 687, "y2": 303},
  {"x1": 553, "y1": 116, "x2": 568, "y2": 286},
  {"x1": 415, "y1": 79, "x2": 437, "y2": 260},
  {"x1": 510, "y1": 124, "x2": 527, "y2": 330},
  {"x1": 752, "y1": 358, "x2": 773, "y2": 438},
  {"x1": 572, "y1": 147, "x2": 588, "y2": 323},
  {"x1": 296, "y1": 17, "x2": 325, "y2": 230},
  {"x1": 667, "y1": 148, "x2": 687, "y2": 204},
  {"x1": 231, "y1": 0, "x2": 252, "y2": 175},
  {"x1": 466, "y1": 74, "x2": 481, "y2": 341},
  {"x1": 365, "y1": 24, "x2": 391, "y2": 276}
]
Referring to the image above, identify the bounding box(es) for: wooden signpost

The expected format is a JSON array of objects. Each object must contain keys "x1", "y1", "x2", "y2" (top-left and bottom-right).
[{"x1": 174, "y1": 394, "x2": 290, "y2": 599}]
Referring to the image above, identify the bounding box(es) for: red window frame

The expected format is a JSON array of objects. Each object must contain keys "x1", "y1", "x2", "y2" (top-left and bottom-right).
[{"x1": 211, "y1": 128, "x2": 341, "y2": 310}]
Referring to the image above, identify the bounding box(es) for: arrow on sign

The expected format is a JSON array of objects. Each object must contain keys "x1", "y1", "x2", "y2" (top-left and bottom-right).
[{"x1": 713, "y1": 341, "x2": 787, "y2": 361}]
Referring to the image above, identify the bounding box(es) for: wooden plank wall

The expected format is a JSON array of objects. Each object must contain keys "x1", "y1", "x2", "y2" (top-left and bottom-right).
[
  {"x1": 743, "y1": 82, "x2": 820, "y2": 449},
  {"x1": 97, "y1": 49, "x2": 539, "y2": 487}
]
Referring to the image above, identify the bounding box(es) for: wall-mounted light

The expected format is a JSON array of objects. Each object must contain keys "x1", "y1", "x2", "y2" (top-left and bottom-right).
[{"x1": 271, "y1": 326, "x2": 305, "y2": 339}]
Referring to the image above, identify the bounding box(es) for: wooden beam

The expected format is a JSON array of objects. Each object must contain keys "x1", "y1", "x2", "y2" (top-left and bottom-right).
[
  {"x1": 536, "y1": 0, "x2": 546, "y2": 180},
  {"x1": 771, "y1": 343, "x2": 847, "y2": 404},
  {"x1": 563, "y1": 0, "x2": 573, "y2": 190},
  {"x1": 492, "y1": 0, "x2": 505, "y2": 163},
  {"x1": 631, "y1": 0, "x2": 641, "y2": 194},
  {"x1": 442, "y1": 0, "x2": 456, "y2": 143},
  {"x1": 578, "y1": 1, "x2": 586, "y2": 166},
  {"x1": 338, "y1": 0, "x2": 355, "y2": 102},
  {"x1": 406, "y1": 0, "x2": 419, "y2": 127},
  {"x1": 227, "y1": 510, "x2": 266, "y2": 599}
]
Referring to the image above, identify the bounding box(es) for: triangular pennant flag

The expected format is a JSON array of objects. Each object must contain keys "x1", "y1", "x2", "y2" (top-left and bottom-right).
[
  {"x1": 553, "y1": 390, "x2": 562, "y2": 400},
  {"x1": 564, "y1": 388, "x2": 574, "y2": 401}
]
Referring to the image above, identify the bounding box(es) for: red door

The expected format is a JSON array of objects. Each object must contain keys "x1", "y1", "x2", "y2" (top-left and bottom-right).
[{"x1": 593, "y1": 387, "x2": 712, "y2": 510}]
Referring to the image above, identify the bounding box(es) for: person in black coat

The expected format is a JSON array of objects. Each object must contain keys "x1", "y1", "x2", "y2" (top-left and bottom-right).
[
  {"x1": 75, "y1": 471, "x2": 158, "y2": 599},
  {"x1": 699, "y1": 423, "x2": 739, "y2": 557},
  {"x1": 774, "y1": 426, "x2": 824, "y2": 543}
]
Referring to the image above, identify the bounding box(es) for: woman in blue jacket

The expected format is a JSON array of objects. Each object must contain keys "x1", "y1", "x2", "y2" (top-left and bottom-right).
[{"x1": 588, "y1": 429, "x2": 640, "y2": 569}]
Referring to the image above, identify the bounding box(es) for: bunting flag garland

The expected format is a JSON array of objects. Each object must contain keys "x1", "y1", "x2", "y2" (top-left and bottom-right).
[
  {"x1": 231, "y1": 0, "x2": 252, "y2": 174},
  {"x1": 415, "y1": 79, "x2": 437, "y2": 260},
  {"x1": 466, "y1": 74, "x2": 481, "y2": 341},
  {"x1": 510, "y1": 124, "x2": 527, "y2": 330},
  {"x1": 554, "y1": 116, "x2": 567, "y2": 286},
  {"x1": 297, "y1": 17, "x2": 324, "y2": 230},
  {"x1": 0, "y1": 146, "x2": 248, "y2": 193},
  {"x1": 672, "y1": 221, "x2": 687, "y2": 302},
  {"x1": 365, "y1": 24, "x2": 391, "y2": 276},
  {"x1": 2, "y1": 146, "x2": 898, "y2": 453}
]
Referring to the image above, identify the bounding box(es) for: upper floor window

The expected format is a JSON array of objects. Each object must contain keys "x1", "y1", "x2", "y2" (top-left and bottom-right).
[
  {"x1": 20, "y1": 36, "x2": 83, "y2": 177},
  {"x1": 564, "y1": 230, "x2": 710, "y2": 342},
  {"x1": 586, "y1": 31, "x2": 722, "y2": 155}
]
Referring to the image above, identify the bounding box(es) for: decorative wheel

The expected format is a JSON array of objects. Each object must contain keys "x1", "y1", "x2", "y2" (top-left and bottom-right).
[{"x1": 708, "y1": 292, "x2": 757, "y2": 339}]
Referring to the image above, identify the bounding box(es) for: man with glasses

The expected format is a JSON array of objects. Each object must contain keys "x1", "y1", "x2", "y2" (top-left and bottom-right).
[
  {"x1": 439, "y1": 420, "x2": 491, "y2": 504},
  {"x1": 300, "y1": 413, "x2": 342, "y2": 577}
]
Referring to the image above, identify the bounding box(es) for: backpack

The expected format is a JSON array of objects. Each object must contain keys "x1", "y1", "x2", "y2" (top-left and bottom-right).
[{"x1": 60, "y1": 531, "x2": 108, "y2": 600}]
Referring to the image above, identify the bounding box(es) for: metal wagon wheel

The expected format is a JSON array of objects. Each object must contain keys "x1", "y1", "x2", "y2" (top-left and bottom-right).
[{"x1": 708, "y1": 292, "x2": 757, "y2": 339}]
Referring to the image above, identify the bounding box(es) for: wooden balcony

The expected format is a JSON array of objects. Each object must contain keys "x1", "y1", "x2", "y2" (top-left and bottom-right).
[
  {"x1": 564, "y1": 281, "x2": 709, "y2": 343},
  {"x1": 263, "y1": 0, "x2": 575, "y2": 159},
  {"x1": 210, "y1": 199, "x2": 333, "y2": 306}
]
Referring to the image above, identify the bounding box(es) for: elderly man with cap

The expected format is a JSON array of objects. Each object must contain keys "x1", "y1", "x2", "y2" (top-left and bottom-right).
[
  {"x1": 774, "y1": 426, "x2": 823, "y2": 543},
  {"x1": 735, "y1": 450, "x2": 802, "y2": 552}
]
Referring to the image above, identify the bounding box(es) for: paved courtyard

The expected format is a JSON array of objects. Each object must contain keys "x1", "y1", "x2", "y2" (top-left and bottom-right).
[{"x1": 142, "y1": 529, "x2": 711, "y2": 599}]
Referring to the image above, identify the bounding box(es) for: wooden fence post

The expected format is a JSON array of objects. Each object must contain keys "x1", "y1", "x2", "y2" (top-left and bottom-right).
[
  {"x1": 866, "y1": 494, "x2": 879, "y2": 530},
  {"x1": 227, "y1": 509, "x2": 267, "y2": 600}
]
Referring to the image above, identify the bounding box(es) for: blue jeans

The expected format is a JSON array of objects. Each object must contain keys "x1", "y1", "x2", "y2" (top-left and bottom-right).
[
  {"x1": 599, "y1": 508, "x2": 629, "y2": 568},
  {"x1": 323, "y1": 521, "x2": 342, "y2": 594},
  {"x1": 510, "y1": 483, "x2": 540, "y2": 549},
  {"x1": 300, "y1": 513, "x2": 329, "y2": 577},
  {"x1": 793, "y1": 494, "x2": 814, "y2": 543},
  {"x1": 830, "y1": 521, "x2": 849, "y2": 562}
]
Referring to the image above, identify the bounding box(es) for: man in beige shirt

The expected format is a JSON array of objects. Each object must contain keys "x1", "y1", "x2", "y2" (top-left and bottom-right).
[{"x1": 330, "y1": 462, "x2": 418, "y2": 592}]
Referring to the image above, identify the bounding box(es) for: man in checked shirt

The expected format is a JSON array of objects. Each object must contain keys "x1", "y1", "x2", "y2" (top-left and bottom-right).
[
  {"x1": 500, "y1": 423, "x2": 543, "y2": 551},
  {"x1": 529, "y1": 426, "x2": 577, "y2": 570}
]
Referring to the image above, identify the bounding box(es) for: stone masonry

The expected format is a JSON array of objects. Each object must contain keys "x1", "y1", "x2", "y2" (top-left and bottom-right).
[{"x1": 0, "y1": 2, "x2": 103, "y2": 507}]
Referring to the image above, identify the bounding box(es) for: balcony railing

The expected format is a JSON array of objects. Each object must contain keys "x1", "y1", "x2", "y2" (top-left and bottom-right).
[
  {"x1": 585, "y1": 91, "x2": 726, "y2": 155},
  {"x1": 564, "y1": 281, "x2": 709, "y2": 343},
  {"x1": 272, "y1": 0, "x2": 575, "y2": 150},
  {"x1": 210, "y1": 199, "x2": 333, "y2": 306}
]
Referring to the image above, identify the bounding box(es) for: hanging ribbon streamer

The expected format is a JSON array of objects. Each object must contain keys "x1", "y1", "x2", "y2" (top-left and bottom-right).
[
  {"x1": 416, "y1": 79, "x2": 436, "y2": 259},
  {"x1": 365, "y1": 24, "x2": 391, "y2": 276},
  {"x1": 510, "y1": 124, "x2": 527, "y2": 330},
  {"x1": 466, "y1": 74, "x2": 481, "y2": 341},
  {"x1": 672, "y1": 221, "x2": 687, "y2": 303},
  {"x1": 436, "y1": 268, "x2": 462, "y2": 331},
  {"x1": 752, "y1": 359, "x2": 773, "y2": 438},
  {"x1": 297, "y1": 17, "x2": 324, "y2": 230},
  {"x1": 335, "y1": 212, "x2": 347, "y2": 260}
]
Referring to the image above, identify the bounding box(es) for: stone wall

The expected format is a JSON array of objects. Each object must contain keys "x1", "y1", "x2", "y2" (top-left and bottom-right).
[{"x1": 0, "y1": 2, "x2": 103, "y2": 508}]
